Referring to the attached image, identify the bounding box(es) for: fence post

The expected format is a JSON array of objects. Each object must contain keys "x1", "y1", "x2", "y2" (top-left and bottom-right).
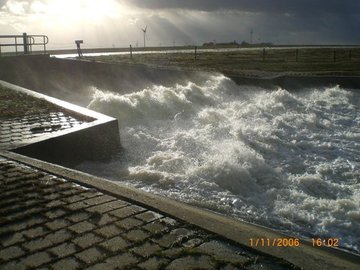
[
  {"x1": 262, "y1": 48, "x2": 266, "y2": 61},
  {"x1": 130, "y1": 44, "x2": 132, "y2": 59},
  {"x1": 43, "y1": 36, "x2": 46, "y2": 54},
  {"x1": 23, "y1": 32, "x2": 28, "y2": 54},
  {"x1": 349, "y1": 49, "x2": 352, "y2": 62},
  {"x1": 195, "y1": 46, "x2": 197, "y2": 60}
]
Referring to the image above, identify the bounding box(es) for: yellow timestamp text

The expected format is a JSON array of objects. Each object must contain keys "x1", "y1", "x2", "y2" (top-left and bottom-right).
[
  {"x1": 249, "y1": 238, "x2": 301, "y2": 247},
  {"x1": 311, "y1": 238, "x2": 340, "y2": 247}
]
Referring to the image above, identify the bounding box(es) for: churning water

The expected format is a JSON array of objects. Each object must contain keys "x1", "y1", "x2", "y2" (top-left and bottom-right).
[{"x1": 78, "y1": 74, "x2": 360, "y2": 253}]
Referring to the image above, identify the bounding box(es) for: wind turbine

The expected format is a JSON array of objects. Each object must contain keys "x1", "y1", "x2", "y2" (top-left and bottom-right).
[{"x1": 142, "y1": 26, "x2": 147, "y2": 48}]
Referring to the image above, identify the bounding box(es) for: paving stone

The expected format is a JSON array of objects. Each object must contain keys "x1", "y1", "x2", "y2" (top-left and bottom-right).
[
  {"x1": 52, "y1": 257, "x2": 82, "y2": 270},
  {"x1": 153, "y1": 234, "x2": 177, "y2": 249},
  {"x1": 99, "y1": 236, "x2": 131, "y2": 252},
  {"x1": 68, "y1": 221, "x2": 96, "y2": 234},
  {"x1": 89, "y1": 213, "x2": 117, "y2": 226},
  {"x1": 45, "y1": 229, "x2": 73, "y2": 245},
  {"x1": 193, "y1": 240, "x2": 250, "y2": 265},
  {"x1": 182, "y1": 238, "x2": 204, "y2": 248},
  {"x1": 110, "y1": 205, "x2": 145, "y2": 219},
  {"x1": 94, "y1": 224, "x2": 123, "y2": 239},
  {"x1": 246, "y1": 259, "x2": 287, "y2": 270},
  {"x1": 1, "y1": 232, "x2": 26, "y2": 247},
  {"x1": 79, "y1": 191, "x2": 100, "y2": 199},
  {"x1": 5, "y1": 207, "x2": 43, "y2": 222},
  {"x1": 63, "y1": 201, "x2": 88, "y2": 211},
  {"x1": 104, "y1": 253, "x2": 139, "y2": 268},
  {"x1": 43, "y1": 193, "x2": 64, "y2": 201},
  {"x1": 0, "y1": 246, "x2": 25, "y2": 260},
  {"x1": 135, "y1": 211, "x2": 163, "y2": 223},
  {"x1": 49, "y1": 242, "x2": 78, "y2": 258},
  {"x1": 0, "y1": 260, "x2": 27, "y2": 270},
  {"x1": 160, "y1": 247, "x2": 183, "y2": 258},
  {"x1": 82, "y1": 195, "x2": 115, "y2": 206},
  {"x1": 165, "y1": 255, "x2": 216, "y2": 270},
  {"x1": 116, "y1": 217, "x2": 143, "y2": 230},
  {"x1": 75, "y1": 247, "x2": 106, "y2": 265},
  {"x1": 22, "y1": 237, "x2": 53, "y2": 252},
  {"x1": 45, "y1": 219, "x2": 72, "y2": 231},
  {"x1": 22, "y1": 226, "x2": 49, "y2": 239},
  {"x1": 220, "y1": 265, "x2": 244, "y2": 270},
  {"x1": 131, "y1": 242, "x2": 162, "y2": 258},
  {"x1": 143, "y1": 220, "x2": 168, "y2": 234},
  {"x1": 72, "y1": 233, "x2": 103, "y2": 249},
  {"x1": 153, "y1": 228, "x2": 195, "y2": 248},
  {"x1": 45, "y1": 200, "x2": 65, "y2": 208},
  {"x1": 20, "y1": 251, "x2": 52, "y2": 268},
  {"x1": 86, "y1": 200, "x2": 128, "y2": 213},
  {"x1": 138, "y1": 257, "x2": 170, "y2": 270},
  {"x1": 159, "y1": 217, "x2": 178, "y2": 226},
  {"x1": 66, "y1": 212, "x2": 91, "y2": 223},
  {"x1": 124, "y1": 229, "x2": 150, "y2": 243},
  {"x1": 62, "y1": 194, "x2": 86, "y2": 204},
  {"x1": 86, "y1": 262, "x2": 117, "y2": 270},
  {"x1": 44, "y1": 209, "x2": 67, "y2": 219}
]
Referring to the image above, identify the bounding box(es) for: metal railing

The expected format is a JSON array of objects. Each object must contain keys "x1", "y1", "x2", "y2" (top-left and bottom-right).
[{"x1": 0, "y1": 33, "x2": 49, "y2": 56}]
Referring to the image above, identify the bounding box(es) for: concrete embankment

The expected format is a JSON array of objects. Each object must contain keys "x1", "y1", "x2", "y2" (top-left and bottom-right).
[
  {"x1": 1, "y1": 55, "x2": 360, "y2": 108},
  {"x1": 0, "y1": 80, "x2": 120, "y2": 167}
]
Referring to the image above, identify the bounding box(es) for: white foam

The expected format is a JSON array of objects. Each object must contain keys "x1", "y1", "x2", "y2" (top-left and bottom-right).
[{"x1": 78, "y1": 75, "x2": 360, "y2": 253}]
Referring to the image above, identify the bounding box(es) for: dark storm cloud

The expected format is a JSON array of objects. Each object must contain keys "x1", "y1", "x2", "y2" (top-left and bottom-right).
[
  {"x1": 127, "y1": 0, "x2": 360, "y2": 15},
  {"x1": 126, "y1": 0, "x2": 360, "y2": 45}
]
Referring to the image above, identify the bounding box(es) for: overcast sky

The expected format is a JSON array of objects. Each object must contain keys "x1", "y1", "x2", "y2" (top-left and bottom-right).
[{"x1": 0, "y1": 0, "x2": 359, "y2": 50}]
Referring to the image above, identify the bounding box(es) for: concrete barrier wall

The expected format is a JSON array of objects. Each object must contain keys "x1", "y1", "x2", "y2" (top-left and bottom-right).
[
  {"x1": 1, "y1": 80, "x2": 121, "y2": 167},
  {"x1": 1, "y1": 55, "x2": 360, "y2": 108},
  {"x1": 0, "y1": 55, "x2": 210, "y2": 106},
  {"x1": 14, "y1": 118, "x2": 120, "y2": 167}
]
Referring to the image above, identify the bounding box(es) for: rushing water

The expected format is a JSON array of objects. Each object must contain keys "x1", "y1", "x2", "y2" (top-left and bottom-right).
[{"x1": 78, "y1": 74, "x2": 360, "y2": 253}]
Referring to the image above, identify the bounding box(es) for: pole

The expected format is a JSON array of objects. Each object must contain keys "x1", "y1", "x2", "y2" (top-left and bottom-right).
[
  {"x1": 23, "y1": 33, "x2": 28, "y2": 54},
  {"x1": 130, "y1": 44, "x2": 132, "y2": 59},
  {"x1": 295, "y1": 49, "x2": 298, "y2": 62},
  {"x1": 349, "y1": 49, "x2": 352, "y2": 62},
  {"x1": 195, "y1": 46, "x2": 197, "y2": 60},
  {"x1": 143, "y1": 32, "x2": 146, "y2": 48},
  {"x1": 262, "y1": 48, "x2": 266, "y2": 61},
  {"x1": 333, "y1": 50, "x2": 336, "y2": 63},
  {"x1": 15, "y1": 37, "x2": 17, "y2": 55},
  {"x1": 43, "y1": 36, "x2": 46, "y2": 54}
]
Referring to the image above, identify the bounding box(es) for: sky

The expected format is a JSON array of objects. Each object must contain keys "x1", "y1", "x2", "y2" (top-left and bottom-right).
[{"x1": 0, "y1": 0, "x2": 359, "y2": 51}]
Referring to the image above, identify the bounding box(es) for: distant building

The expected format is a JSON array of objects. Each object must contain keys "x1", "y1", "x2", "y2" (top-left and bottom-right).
[
  {"x1": 202, "y1": 40, "x2": 239, "y2": 47},
  {"x1": 202, "y1": 40, "x2": 272, "y2": 48}
]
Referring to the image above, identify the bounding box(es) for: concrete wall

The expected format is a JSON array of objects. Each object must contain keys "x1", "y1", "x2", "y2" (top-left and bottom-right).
[
  {"x1": 13, "y1": 118, "x2": 120, "y2": 167},
  {"x1": 1, "y1": 80, "x2": 121, "y2": 168},
  {"x1": 0, "y1": 55, "x2": 210, "y2": 106},
  {"x1": 1, "y1": 54, "x2": 359, "y2": 106}
]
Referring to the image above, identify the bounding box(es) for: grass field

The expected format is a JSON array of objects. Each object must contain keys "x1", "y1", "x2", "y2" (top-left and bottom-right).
[{"x1": 84, "y1": 47, "x2": 360, "y2": 77}]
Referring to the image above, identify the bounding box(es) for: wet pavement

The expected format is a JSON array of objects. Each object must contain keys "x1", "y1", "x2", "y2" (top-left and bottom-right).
[
  {"x1": 0, "y1": 159, "x2": 296, "y2": 270},
  {"x1": 0, "y1": 112, "x2": 90, "y2": 151}
]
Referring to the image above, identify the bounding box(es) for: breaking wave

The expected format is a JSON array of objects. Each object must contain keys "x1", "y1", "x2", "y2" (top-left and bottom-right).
[{"x1": 79, "y1": 74, "x2": 360, "y2": 253}]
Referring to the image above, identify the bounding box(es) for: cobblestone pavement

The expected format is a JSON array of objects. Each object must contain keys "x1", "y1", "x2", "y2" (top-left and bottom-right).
[
  {"x1": 0, "y1": 112, "x2": 92, "y2": 151},
  {"x1": 0, "y1": 159, "x2": 297, "y2": 270}
]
